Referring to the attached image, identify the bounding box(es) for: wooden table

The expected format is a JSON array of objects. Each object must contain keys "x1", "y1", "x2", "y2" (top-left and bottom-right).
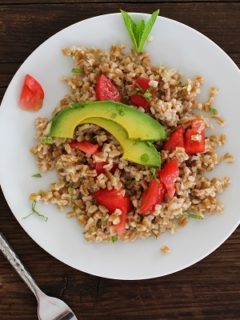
[{"x1": 0, "y1": 1, "x2": 239, "y2": 319}]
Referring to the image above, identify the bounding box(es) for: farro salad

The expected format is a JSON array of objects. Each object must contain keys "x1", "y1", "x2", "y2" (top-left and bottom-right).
[{"x1": 24, "y1": 11, "x2": 233, "y2": 242}]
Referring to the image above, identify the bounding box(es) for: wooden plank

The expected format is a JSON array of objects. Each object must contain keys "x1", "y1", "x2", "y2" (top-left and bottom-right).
[
  {"x1": 1, "y1": 0, "x2": 239, "y2": 4},
  {"x1": 0, "y1": 188, "x2": 240, "y2": 319},
  {"x1": 0, "y1": 3, "x2": 239, "y2": 64}
]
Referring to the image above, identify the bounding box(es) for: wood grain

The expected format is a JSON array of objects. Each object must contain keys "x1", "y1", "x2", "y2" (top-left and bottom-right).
[{"x1": 0, "y1": 1, "x2": 240, "y2": 320}]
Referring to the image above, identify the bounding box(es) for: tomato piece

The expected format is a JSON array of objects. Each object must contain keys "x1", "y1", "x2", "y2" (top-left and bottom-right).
[
  {"x1": 114, "y1": 211, "x2": 127, "y2": 237},
  {"x1": 135, "y1": 77, "x2": 156, "y2": 93},
  {"x1": 95, "y1": 162, "x2": 117, "y2": 174},
  {"x1": 130, "y1": 94, "x2": 149, "y2": 109},
  {"x1": 96, "y1": 74, "x2": 121, "y2": 101},
  {"x1": 159, "y1": 160, "x2": 179, "y2": 198},
  {"x1": 19, "y1": 74, "x2": 44, "y2": 111},
  {"x1": 69, "y1": 141, "x2": 99, "y2": 155},
  {"x1": 93, "y1": 189, "x2": 131, "y2": 215},
  {"x1": 191, "y1": 119, "x2": 205, "y2": 132},
  {"x1": 163, "y1": 127, "x2": 184, "y2": 151},
  {"x1": 184, "y1": 129, "x2": 205, "y2": 155},
  {"x1": 139, "y1": 179, "x2": 165, "y2": 215},
  {"x1": 136, "y1": 77, "x2": 151, "y2": 91}
]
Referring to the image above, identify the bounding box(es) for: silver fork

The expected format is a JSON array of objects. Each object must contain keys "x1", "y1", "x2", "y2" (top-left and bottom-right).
[{"x1": 0, "y1": 233, "x2": 78, "y2": 320}]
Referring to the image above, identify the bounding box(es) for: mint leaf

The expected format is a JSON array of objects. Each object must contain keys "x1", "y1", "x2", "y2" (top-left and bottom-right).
[
  {"x1": 42, "y1": 137, "x2": 53, "y2": 145},
  {"x1": 112, "y1": 235, "x2": 118, "y2": 243},
  {"x1": 209, "y1": 107, "x2": 218, "y2": 116},
  {"x1": 23, "y1": 201, "x2": 48, "y2": 221},
  {"x1": 184, "y1": 212, "x2": 204, "y2": 220},
  {"x1": 138, "y1": 9, "x2": 159, "y2": 52},
  {"x1": 72, "y1": 67, "x2": 83, "y2": 73},
  {"x1": 32, "y1": 173, "x2": 42, "y2": 178},
  {"x1": 121, "y1": 10, "x2": 138, "y2": 52}
]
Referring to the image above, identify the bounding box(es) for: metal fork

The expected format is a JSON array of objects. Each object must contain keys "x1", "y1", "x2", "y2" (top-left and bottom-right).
[{"x1": 0, "y1": 233, "x2": 78, "y2": 320}]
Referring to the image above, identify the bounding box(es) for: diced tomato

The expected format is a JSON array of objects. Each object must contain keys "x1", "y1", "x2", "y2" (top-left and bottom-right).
[
  {"x1": 163, "y1": 127, "x2": 184, "y2": 151},
  {"x1": 184, "y1": 119, "x2": 205, "y2": 155},
  {"x1": 93, "y1": 189, "x2": 131, "y2": 215},
  {"x1": 191, "y1": 119, "x2": 205, "y2": 132},
  {"x1": 69, "y1": 141, "x2": 99, "y2": 155},
  {"x1": 19, "y1": 74, "x2": 44, "y2": 111},
  {"x1": 95, "y1": 162, "x2": 117, "y2": 174},
  {"x1": 135, "y1": 77, "x2": 156, "y2": 93},
  {"x1": 114, "y1": 211, "x2": 127, "y2": 237},
  {"x1": 139, "y1": 179, "x2": 165, "y2": 215},
  {"x1": 159, "y1": 160, "x2": 179, "y2": 198},
  {"x1": 184, "y1": 129, "x2": 205, "y2": 155},
  {"x1": 130, "y1": 94, "x2": 149, "y2": 109},
  {"x1": 96, "y1": 74, "x2": 121, "y2": 101}
]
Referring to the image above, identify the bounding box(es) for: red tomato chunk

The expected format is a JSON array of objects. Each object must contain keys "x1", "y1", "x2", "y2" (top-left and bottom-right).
[
  {"x1": 69, "y1": 141, "x2": 99, "y2": 155},
  {"x1": 139, "y1": 179, "x2": 165, "y2": 215},
  {"x1": 19, "y1": 74, "x2": 44, "y2": 111},
  {"x1": 159, "y1": 160, "x2": 179, "y2": 198},
  {"x1": 96, "y1": 74, "x2": 121, "y2": 101},
  {"x1": 163, "y1": 127, "x2": 184, "y2": 152}
]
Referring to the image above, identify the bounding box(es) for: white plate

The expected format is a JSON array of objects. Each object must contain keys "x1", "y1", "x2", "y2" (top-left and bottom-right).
[{"x1": 0, "y1": 13, "x2": 239, "y2": 280}]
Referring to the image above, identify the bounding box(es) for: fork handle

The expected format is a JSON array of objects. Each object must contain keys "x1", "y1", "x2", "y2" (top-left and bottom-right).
[{"x1": 0, "y1": 233, "x2": 44, "y2": 300}]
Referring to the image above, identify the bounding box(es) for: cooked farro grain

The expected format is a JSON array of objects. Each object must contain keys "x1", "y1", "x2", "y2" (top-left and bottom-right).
[{"x1": 30, "y1": 45, "x2": 233, "y2": 242}]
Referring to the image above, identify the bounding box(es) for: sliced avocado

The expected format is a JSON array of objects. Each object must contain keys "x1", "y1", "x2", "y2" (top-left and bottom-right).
[
  {"x1": 50, "y1": 101, "x2": 166, "y2": 141},
  {"x1": 80, "y1": 117, "x2": 161, "y2": 167}
]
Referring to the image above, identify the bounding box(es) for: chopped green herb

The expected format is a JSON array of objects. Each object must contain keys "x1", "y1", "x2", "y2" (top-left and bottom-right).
[
  {"x1": 143, "y1": 87, "x2": 154, "y2": 100},
  {"x1": 112, "y1": 235, "x2": 118, "y2": 243},
  {"x1": 92, "y1": 67, "x2": 97, "y2": 72},
  {"x1": 149, "y1": 168, "x2": 156, "y2": 179},
  {"x1": 65, "y1": 182, "x2": 74, "y2": 188},
  {"x1": 32, "y1": 173, "x2": 42, "y2": 178},
  {"x1": 209, "y1": 107, "x2": 218, "y2": 116},
  {"x1": 72, "y1": 67, "x2": 83, "y2": 73},
  {"x1": 91, "y1": 135, "x2": 98, "y2": 143},
  {"x1": 121, "y1": 9, "x2": 159, "y2": 53},
  {"x1": 23, "y1": 201, "x2": 48, "y2": 221},
  {"x1": 184, "y1": 212, "x2": 204, "y2": 220},
  {"x1": 42, "y1": 137, "x2": 53, "y2": 145}
]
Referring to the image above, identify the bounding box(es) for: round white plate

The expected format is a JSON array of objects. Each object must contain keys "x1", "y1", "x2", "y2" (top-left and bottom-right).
[{"x1": 0, "y1": 13, "x2": 239, "y2": 280}]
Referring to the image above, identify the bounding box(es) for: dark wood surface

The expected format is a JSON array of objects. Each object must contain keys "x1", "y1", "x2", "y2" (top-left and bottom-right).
[{"x1": 0, "y1": 1, "x2": 240, "y2": 319}]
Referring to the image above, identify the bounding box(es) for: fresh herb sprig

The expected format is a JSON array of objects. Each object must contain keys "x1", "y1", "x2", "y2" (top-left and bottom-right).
[
  {"x1": 42, "y1": 137, "x2": 53, "y2": 145},
  {"x1": 184, "y1": 211, "x2": 204, "y2": 220},
  {"x1": 121, "y1": 9, "x2": 159, "y2": 53},
  {"x1": 32, "y1": 173, "x2": 42, "y2": 178},
  {"x1": 23, "y1": 201, "x2": 48, "y2": 221}
]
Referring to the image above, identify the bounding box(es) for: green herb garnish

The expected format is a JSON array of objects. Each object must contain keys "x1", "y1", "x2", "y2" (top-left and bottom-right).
[
  {"x1": 209, "y1": 107, "x2": 218, "y2": 116},
  {"x1": 143, "y1": 87, "x2": 154, "y2": 100},
  {"x1": 23, "y1": 201, "x2": 48, "y2": 221},
  {"x1": 42, "y1": 137, "x2": 53, "y2": 145},
  {"x1": 121, "y1": 9, "x2": 159, "y2": 53},
  {"x1": 149, "y1": 168, "x2": 156, "y2": 179},
  {"x1": 65, "y1": 182, "x2": 74, "y2": 188},
  {"x1": 32, "y1": 173, "x2": 42, "y2": 178},
  {"x1": 72, "y1": 67, "x2": 83, "y2": 73},
  {"x1": 184, "y1": 212, "x2": 204, "y2": 220},
  {"x1": 112, "y1": 235, "x2": 118, "y2": 243}
]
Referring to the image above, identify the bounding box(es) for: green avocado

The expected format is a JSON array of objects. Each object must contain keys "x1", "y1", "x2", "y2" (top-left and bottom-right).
[
  {"x1": 50, "y1": 101, "x2": 166, "y2": 141},
  {"x1": 80, "y1": 117, "x2": 161, "y2": 167}
]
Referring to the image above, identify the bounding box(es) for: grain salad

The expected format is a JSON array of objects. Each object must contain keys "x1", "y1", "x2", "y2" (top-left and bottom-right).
[{"x1": 29, "y1": 43, "x2": 234, "y2": 243}]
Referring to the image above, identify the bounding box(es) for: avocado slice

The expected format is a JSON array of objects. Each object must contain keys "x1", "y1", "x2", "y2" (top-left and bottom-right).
[
  {"x1": 80, "y1": 117, "x2": 160, "y2": 167},
  {"x1": 50, "y1": 101, "x2": 166, "y2": 141}
]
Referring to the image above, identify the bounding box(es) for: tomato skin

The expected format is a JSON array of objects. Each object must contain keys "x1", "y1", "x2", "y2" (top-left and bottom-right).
[
  {"x1": 114, "y1": 211, "x2": 127, "y2": 237},
  {"x1": 139, "y1": 180, "x2": 165, "y2": 215},
  {"x1": 163, "y1": 127, "x2": 185, "y2": 152},
  {"x1": 130, "y1": 94, "x2": 149, "y2": 109},
  {"x1": 135, "y1": 77, "x2": 156, "y2": 93},
  {"x1": 19, "y1": 74, "x2": 44, "y2": 111},
  {"x1": 95, "y1": 162, "x2": 117, "y2": 174},
  {"x1": 96, "y1": 74, "x2": 121, "y2": 101},
  {"x1": 159, "y1": 160, "x2": 179, "y2": 198},
  {"x1": 93, "y1": 189, "x2": 131, "y2": 215},
  {"x1": 69, "y1": 141, "x2": 99, "y2": 155},
  {"x1": 184, "y1": 129, "x2": 205, "y2": 155},
  {"x1": 184, "y1": 119, "x2": 205, "y2": 155}
]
